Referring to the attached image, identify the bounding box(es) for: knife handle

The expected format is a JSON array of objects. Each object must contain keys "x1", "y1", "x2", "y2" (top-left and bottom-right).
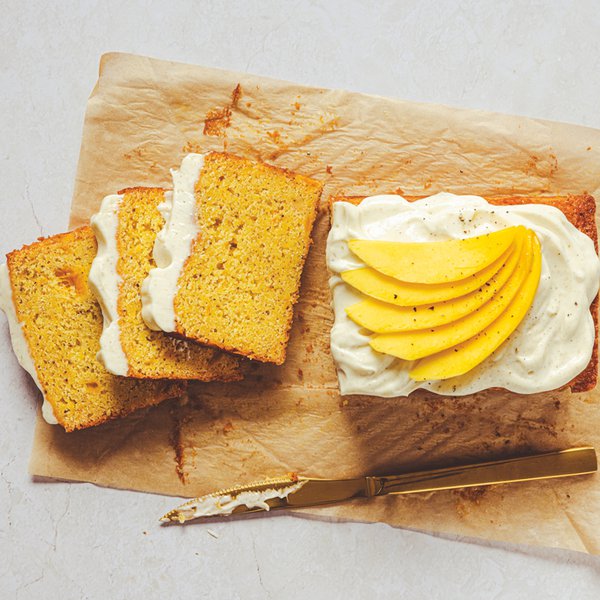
[{"x1": 368, "y1": 447, "x2": 597, "y2": 497}]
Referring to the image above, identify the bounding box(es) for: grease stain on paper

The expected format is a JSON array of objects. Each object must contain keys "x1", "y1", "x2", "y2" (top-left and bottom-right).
[
  {"x1": 169, "y1": 405, "x2": 191, "y2": 484},
  {"x1": 265, "y1": 115, "x2": 340, "y2": 161},
  {"x1": 525, "y1": 152, "x2": 559, "y2": 179},
  {"x1": 203, "y1": 84, "x2": 243, "y2": 138},
  {"x1": 454, "y1": 486, "x2": 488, "y2": 518}
]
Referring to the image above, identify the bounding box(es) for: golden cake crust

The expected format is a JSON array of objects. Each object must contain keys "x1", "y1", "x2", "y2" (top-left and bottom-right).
[{"x1": 329, "y1": 193, "x2": 598, "y2": 393}]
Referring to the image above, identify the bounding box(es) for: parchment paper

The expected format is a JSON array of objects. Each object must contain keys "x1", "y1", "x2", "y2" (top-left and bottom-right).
[{"x1": 29, "y1": 52, "x2": 600, "y2": 554}]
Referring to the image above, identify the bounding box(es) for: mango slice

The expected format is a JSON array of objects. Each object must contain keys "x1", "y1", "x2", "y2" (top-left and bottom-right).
[
  {"x1": 345, "y1": 232, "x2": 524, "y2": 333},
  {"x1": 348, "y1": 226, "x2": 521, "y2": 284},
  {"x1": 341, "y1": 243, "x2": 515, "y2": 306},
  {"x1": 370, "y1": 233, "x2": 534, "y2": 360},
  {"x1": 409, "y1": 232, "x2": 542, "y2": 381}
]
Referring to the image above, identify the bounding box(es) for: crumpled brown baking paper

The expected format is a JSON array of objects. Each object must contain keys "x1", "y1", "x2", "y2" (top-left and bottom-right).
[{"x1": 29, "y1": 52, "x2": 600, "y2": 553}]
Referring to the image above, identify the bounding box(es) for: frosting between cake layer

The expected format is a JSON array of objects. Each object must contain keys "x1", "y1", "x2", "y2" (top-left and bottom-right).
[
  {"x1": 141, "y1": 154, "x2": 205, "y2": 332},
  {"x1": 0, "y1": 263, "x2": 58, "y2": 424},
  {"x1": 89, "y1": 194, "x2": 130, "y2": 376},
  {"x1": 327, "y1": 193, "x2": 600, "y2": 397}
]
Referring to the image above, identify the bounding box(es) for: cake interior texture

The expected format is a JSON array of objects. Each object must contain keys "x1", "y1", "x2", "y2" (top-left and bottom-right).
[
  {"x1": 6, "y1": 227, "x2": 184, "y2": 431},
  {"x1": 174, "y1": 153, "x2": 323, "y2": 364},
  {"x1": 116, "y1": 187, "x2": 242, "y2": 380}
]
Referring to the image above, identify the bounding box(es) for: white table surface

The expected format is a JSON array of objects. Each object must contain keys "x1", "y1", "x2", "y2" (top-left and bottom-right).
[{"x1": 2, "y1": 1, "x2": 600, "y2": 598}]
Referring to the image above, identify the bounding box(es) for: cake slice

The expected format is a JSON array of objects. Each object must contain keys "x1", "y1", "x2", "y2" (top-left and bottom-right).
[
  {"x1": 0, "y1": 227, "x2": 185, "y2": 432},
  {"x1": 89, "y1": 186, "x2": 242, "y2": 380},
  {"x1": 142, "y1": 153, "x2": 323, "y2": 365}
]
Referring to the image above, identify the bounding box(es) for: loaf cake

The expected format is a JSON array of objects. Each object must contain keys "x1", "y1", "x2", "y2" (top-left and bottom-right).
[
  {"x1": 327, "y1": 193, "x2": 599, "y2": 396},
  {"x1": 142, "y1": 153, "x2": 323, "y2": 365},
  {"x1": 0, "y1": 227, "x2": 185, "y2": 431},
  {"x1": 89, "y1": 186, "x2": 242, "y2": 380}
]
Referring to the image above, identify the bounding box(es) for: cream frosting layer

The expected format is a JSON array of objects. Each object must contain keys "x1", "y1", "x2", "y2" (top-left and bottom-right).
[
  {"x1": 0, "y1": 263, "x2": 58, "y2": 424},
  {"x1": 89, "y1": 193, "x2": 130, "y2": 376},
  {"x1": 327, "y1": 193, "x2": 600, "y2": 397},
  {"x1": 141, "y1": 154, "x2": 205, "y2": 332},
  {"x1": 176, "y1": 481, "x2": 307, "y2": 520}
]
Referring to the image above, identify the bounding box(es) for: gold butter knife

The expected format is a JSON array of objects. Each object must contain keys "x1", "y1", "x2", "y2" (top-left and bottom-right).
[{"x1": 161, "y1": 446, "x2": 597, "y2": 524}]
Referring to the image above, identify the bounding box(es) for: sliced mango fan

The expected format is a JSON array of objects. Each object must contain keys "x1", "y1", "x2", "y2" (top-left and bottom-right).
[{"x1": 343, "y1": 226, "x2": 542, "y2": 381}]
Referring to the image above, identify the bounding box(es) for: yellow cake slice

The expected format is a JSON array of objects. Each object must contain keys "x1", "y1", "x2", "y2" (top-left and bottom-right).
[
  {"x1": 142, "y1": 153, "x2": 323, "y2": 365},
  {"x1": 89, "y1": 186, "x2": 242, "y2": 381},
  {"x1": 0, "y1": 227, "x2": 185, "y2": 432}
]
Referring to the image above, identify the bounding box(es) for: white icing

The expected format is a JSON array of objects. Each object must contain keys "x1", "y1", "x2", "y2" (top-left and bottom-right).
[
  {"x1": 175, "y1": 481, "x2": 306, "y2": 521},
  {"x1": 89, "y1": 194, "x2": 129, "y2": 376},
  {"x1": 0, "y1": 263, "x2": 58, "y2": 424},
  {"x1": 327, "y1": 193, "x2": 600, "y2": 397},
  {"x1": 141, "y1": 154, "x2": 205, "y2": 332},
  {"x1": 41, "y1": 396, "x2": 58, "y2": 424}
]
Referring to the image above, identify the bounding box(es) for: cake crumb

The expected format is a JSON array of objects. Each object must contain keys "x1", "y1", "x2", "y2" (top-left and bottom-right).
[
  {"x1": 203, "y1": 84, "x2": 242, "y2": 137},
  {"x1": 267, "y1": 130, "x2": 282, "y2": 144}
]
